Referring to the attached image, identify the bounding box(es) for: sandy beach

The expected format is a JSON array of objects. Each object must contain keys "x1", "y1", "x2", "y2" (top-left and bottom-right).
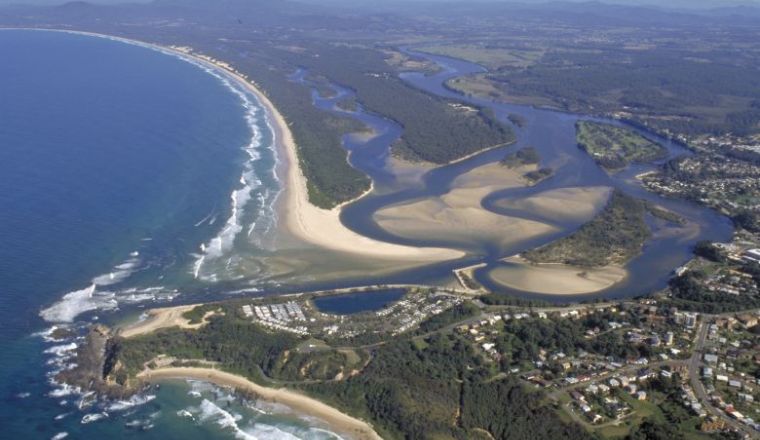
[
  {"x1": 139, "y1": 367, "x2": 382, "y2": 440},
  {"x1": 488, "y1": 256, "x2": 628, "y2": 295},
  {"x1": 119, "y1": 304, "x2": 211, "y2": 338},
  {"x1": 171, "y1": 47, "x2": 464, "y2": 262},
  {"x1": 253, "y1": 82, "x2": 464, "y2": 262}
]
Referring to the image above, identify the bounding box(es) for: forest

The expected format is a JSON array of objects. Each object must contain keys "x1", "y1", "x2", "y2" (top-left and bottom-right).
[
  {"x1": 487, "y1": 49, "x2": 760, "y2": 137},
  {"x1": 270, "y1": 42, "x2": 516, "y2": 164},
  {"x1": 523, "y1": 190, "x2": 651, "y2": 267},
  {"x1": 576, "y1": 121, "x2": 667, "y2": 171}
]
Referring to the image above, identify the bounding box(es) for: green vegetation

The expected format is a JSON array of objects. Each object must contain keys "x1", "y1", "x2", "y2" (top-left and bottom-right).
[
  {"x1": 412, "y1": 301, "x2": 480, "y2": 335},
  {"x1": 208, "y1": 45, "x2": 370, "y2": 208},
  {"x1": 107, "y1": 302, "x2": 365, "y2": 384},
  {"x1": 523, "y1": 190, "x2": 650, "y2": 267},
  {"x1": 576, "y1": 121, "x2": 667, "y2": 171},
  {"x1": 508, "y1": 113, "x2": 528, "y2": 128},
  {"x1": 303, "y1": 333, "x2": 591, "y2": 440},
  {"x1": 524, "y1": 167, "x2": 554, "y2": 184},
  {"x1": 485, "y1": 50, "x2": 760, "y2": 137},
  {"x1": 501, "y1": 146, "x2": 540, "y2": 168},
  {"x1": 417, "y1": 44, "x2": 544, "y2": 69},
  {"x1": 667, "y1": 270, "x2": 760, "y2": 314},
  {"x1": 646, "y1": 204, "x2": 687, "y2": 226},
  {"x1": 105, "y1": 301, "x2": 598, "y2": 439},
  {"x1": 269, "y1": 43, "x2": 515, "y2": 164}
]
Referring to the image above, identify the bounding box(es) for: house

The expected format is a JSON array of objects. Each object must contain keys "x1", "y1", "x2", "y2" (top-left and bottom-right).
[
  {"x1": 737, "y1": 314, "x2": 758, "y2": 328},
  {"x1": 571, "y1": 391, "x2": 585, "y2": 402},
  {"x1": 636, "y1": 391, "x2": 647, "y2": 401},
  {"x1": 704, "y1": 354, "x2": 719, "y2": 365}
]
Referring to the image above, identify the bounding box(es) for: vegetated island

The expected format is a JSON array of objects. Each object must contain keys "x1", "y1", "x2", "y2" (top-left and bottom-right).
[
  {"x1": 490, "y1": 190, "x2": 657, "y2": 295},
  {"x1": 576, "y1": 121, "x2": 668, "y2": 171},
  {"x1": 522, "y1": 190, "x2": 650, "y2": 267},
  {"x1": 500, "y1": 146, "x2": 554, "y2": 184}
]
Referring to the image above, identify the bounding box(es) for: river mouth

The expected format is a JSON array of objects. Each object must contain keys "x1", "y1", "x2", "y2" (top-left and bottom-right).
[{"x1": 280, "y1": 51, "x2": 734, "y2": 301}]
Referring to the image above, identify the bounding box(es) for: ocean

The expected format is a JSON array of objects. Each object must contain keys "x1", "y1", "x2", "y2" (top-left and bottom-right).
[{"x1": 0, "y1": 29, "x2": 336, "y2": 439}]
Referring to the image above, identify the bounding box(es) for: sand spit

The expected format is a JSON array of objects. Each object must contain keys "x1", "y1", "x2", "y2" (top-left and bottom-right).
[
  {"x1": 119, "y1": 304, "x2": 213, "y2": 338},
  {"x1": 139, "y1": 367, "x2": 382, "y2": 440},
  {"x1": 199, "y1": 49, "x2": 465, "y2": 262},
  {"x1": 488, "y1": 256, "x2": 628, "y2": 295}
]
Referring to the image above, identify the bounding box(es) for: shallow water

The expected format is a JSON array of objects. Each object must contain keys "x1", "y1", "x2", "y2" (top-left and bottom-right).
[{"x1": 292, "y1": 51, "x2": 734, "y2": 301}]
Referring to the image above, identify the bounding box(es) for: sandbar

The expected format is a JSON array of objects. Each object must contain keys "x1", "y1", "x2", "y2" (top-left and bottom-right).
[
  {"x1": 488, "y1": 256, "x2": 628, "y2": 295},
  {"x1": 374, "y1": 163, "x2": 559, "y2": 250}
]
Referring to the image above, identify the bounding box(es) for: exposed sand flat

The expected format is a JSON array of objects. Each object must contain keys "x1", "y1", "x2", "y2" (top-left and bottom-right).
[
  {"x1": 120, "y1": 304, "x2": 210, "y2": 338},
  {"x1": 488, "y1": 256, "x2": 628, "y2": 295},
  {"x1": 139, "y1": 367, "x2": 381, "y2": 440},
  {"x1": 453, "y1": 161, "x2": 529, "y2": 188},
  {"x1": 495, "y1": 186, "x2": 613, "y2": 223},
  {"x1": 374, "y1": 163, "x2": 558, "y2": 249}
]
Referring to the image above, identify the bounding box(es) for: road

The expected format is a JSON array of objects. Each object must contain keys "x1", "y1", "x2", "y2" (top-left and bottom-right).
[{"x1": 688, "y1": 319, "x2": 759, "y2": 438}]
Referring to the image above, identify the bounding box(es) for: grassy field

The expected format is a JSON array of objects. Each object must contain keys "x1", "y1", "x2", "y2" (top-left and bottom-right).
[
  {"x1": 577, "y1": 121, "x2": 668, "y2": 171},
  {"x1": 417, "y1": 44, "x2": 544, "y2": 69}
]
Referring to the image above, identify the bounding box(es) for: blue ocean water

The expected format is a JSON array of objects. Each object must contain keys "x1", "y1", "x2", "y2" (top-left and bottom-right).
[{"x1": 0, "y1": 30, "x2": 330, "y2": 439}]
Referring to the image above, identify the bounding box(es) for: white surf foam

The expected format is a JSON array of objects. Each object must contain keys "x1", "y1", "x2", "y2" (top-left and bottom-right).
[
  {"x1": 106, "y1": 394, "x2": 156, "y2": 412},
  {"x1": 40, "y1": 285, "x2": 117, "y2": 323},
  {"x1": 197, "y1": 399, "x2": 258, "y2": 440},
  {"x1": 192, "y1": 93, "x2": 266, "y2": 280},
  {"x1": 41, "y1": 283, "x2": 178, "y2": 323},
  {"x1": 40, "y1": 252, "x2": 142, "y2": 322},
  {"x1": 243, "y1": 424, "x2": 301, "y2": 440},
  {"x1": 51, "y1": 432, "x2": 68, "y2": 440},
  {"x1": 81, "y1": 412, "x2": 109, "y2": 424}
]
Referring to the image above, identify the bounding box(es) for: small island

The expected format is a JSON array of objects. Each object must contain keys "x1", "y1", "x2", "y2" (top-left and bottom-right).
[
  {"x1": 522, "y1": 190, "x2": 650, "y2": 267},
  {"x1": 576, "y1": 121, "x2": 668, "y2": 171},
  {"x1": 501, "y1": 146, "x2": 554, "y2": 184}
]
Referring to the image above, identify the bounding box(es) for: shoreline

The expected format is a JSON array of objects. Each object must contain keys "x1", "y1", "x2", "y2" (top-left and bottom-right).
[
  {"x1": 489, "y1": 255, "x2": 628, "y2": 295},
  {"x1": 119, "y1": 304, "x2": 209, "y2": 338},
  {"x1": 252, "y1": 62, "x2": 465, "y2": 262},
  {"x1": 138, "y1": 367, "x2": 382, "y2": 440},
  {"x1": 14, "y1": 27, "x2": 463, "y2": 263}
]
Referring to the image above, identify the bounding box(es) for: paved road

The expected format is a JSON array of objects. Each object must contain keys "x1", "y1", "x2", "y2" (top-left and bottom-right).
[{"x1": 688, "y1": 319, "x2": 759, "y2": 438}]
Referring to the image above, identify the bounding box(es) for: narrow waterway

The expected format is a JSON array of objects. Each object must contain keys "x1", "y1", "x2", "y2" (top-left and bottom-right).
[{"x1": 292, "y1": 51, "x2": 734, "y2": 302}]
